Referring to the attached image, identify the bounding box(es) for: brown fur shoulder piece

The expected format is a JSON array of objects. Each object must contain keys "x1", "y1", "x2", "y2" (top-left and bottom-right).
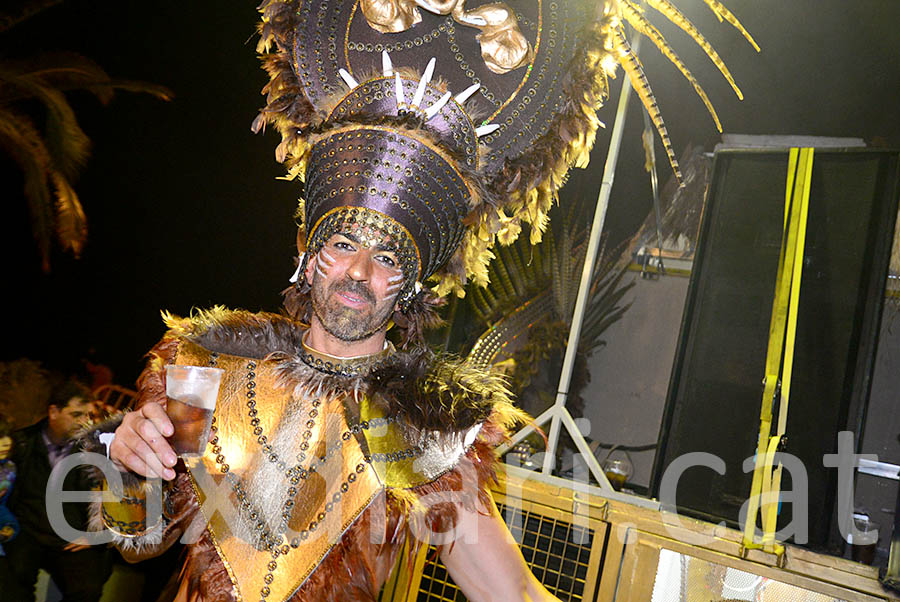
[
  {"x1": 369, "y1": 348, "x2": 512, "y2": 434},
  {"x1": 162, "y1": 306, "x2": 304, "y2": 360},
  {"x1": 164, "y1": 307, "x2": 529, "y2": 439}
]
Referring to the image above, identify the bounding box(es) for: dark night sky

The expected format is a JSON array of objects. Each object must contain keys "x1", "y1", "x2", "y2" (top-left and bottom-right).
[{"x1": 3, "y1": 1, "x2": 899, "y2": 385}]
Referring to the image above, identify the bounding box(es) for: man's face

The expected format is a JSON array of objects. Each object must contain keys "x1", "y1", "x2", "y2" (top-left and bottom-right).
[
  {"x1": 306, "y1": 233, "x2": 405, "y2": 342},
  {"x1": 48, "y1": 396, "x2": 91, "y2": 440},
  {"x1": 0, "y1": 436, "x2": 11, "y2": 460}
]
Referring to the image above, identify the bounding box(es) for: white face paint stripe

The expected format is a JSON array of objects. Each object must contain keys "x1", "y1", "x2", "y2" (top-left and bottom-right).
[
  {"x1": 387, "y1": 273, "x2": 404, "y2": 283},
  {"x1": 381, "y1": 278, "x2": 403, "y2": 302},
  {"x1": 316, "y1": 249, "x2": 334, "y2": 278}
]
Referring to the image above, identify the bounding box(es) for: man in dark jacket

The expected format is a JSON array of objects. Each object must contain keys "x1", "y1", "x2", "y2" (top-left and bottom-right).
[{"x1": 5, "y1": 380, "x2": 111, "y2": 601}]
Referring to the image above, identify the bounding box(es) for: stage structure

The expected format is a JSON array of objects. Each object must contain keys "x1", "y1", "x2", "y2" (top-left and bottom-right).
[
  {"x1": 380, "y1": 465, "x2": 895, "y2": 601},
  {"x1": 498, "y1": 32, "x2": 643, "y2": 496},
  {"x1": 451, "y1": 137, "x2": 900, "y2": 599}
]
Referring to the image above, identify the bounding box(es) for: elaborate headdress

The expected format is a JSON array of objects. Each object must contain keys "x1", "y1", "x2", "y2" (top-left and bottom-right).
[{"x1": 254, "y1": 0, "x2": 756, "y2": 311}]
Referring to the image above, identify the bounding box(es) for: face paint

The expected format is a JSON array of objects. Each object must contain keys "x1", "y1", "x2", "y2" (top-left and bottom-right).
[
  {"x1": 316, "y1": 247, "x2": 336, "y2": 279},
  {"x1": 379, "y1": 265, "x2": 404, "y2": 301}
]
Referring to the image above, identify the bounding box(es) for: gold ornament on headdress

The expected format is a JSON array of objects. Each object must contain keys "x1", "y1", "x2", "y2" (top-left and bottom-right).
[{"x1": 256, "y1": 0, "x2": 758, "y2": 300}]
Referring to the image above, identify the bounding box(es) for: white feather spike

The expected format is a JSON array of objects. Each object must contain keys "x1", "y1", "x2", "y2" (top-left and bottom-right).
[
  {"x1": 424, "y1": 91, "x2": 452, "y2": 120},
  {"x1": 338, "y1": 68, "x2": 359, "y2": 89},
  {"x1": 475, "y1": 123, "x2": 501, "y2": 137},
  {"x1": 289, "y1": 253, "x2": 306, "y2": 283},
  {"x1": 454, "y1": 82, "x2": 481, "y2": 104},
  {"x1": 394, "y1": 72, "x2": 406, "y2": 109},
  {"x1": 410, "y1": 57, "x2": 436, "y2": 109},
  {"x1": 382, "y1": 50, "x2": 393, "y2": 77}
]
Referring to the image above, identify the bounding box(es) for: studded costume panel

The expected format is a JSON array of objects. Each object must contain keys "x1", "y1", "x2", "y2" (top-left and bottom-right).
[{"x1": 293, "y1": 0, "x2": 590, "y2": 174}]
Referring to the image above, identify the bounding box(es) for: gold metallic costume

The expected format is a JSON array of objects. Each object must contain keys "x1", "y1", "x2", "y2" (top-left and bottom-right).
[{"x1": 88, "y1": 308, "x2": 525, "y2": 601}]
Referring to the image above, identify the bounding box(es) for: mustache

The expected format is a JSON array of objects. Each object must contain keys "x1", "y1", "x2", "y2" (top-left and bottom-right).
[{"x1": 330, "y1": 278, "x2": 376, "y2": 305}]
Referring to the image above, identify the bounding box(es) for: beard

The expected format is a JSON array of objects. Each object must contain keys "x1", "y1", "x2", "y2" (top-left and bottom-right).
[{"x1": 310, "y1": 274, "x2": 396, "y2": 342}]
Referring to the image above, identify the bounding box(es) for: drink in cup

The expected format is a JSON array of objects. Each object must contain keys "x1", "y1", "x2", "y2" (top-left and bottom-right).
[
  {"x1": 164, "y1": 365, "x2": 223, "y2": 457},
  {"x1": 849, "y1": 516, "x2": 879, "y2": 565}
]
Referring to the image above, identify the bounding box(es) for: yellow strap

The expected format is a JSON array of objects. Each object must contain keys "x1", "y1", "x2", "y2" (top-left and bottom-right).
[
  {"x1": 761, "y1": 148, "x2": 813, "y2": 549},
  {"x1": 742, "y1": 148, "x2": 799, "y2": 546},
  {"x1": 777, "y1": 148, "x2": 814, "y2": 438},
  {"x1": 742, "y1": 148, "x2": 814, "y2": 555}
]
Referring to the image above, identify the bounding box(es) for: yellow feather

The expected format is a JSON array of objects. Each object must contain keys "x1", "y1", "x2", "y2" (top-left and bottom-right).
[
  {"x1": 644, "y1": 0, "x2": 746, "y2": 100},
  {"x1": 701, "y1": 0, "x2": 761, "y2": 51},
  {"x1": 621, "y1": 1, "x2": 723, "y2": 131},
  {"x1": 613, "y1": 28, "x2": 683, "y2": 184}
]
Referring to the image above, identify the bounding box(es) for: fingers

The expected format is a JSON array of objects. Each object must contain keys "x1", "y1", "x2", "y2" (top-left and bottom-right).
[
  {"x1": 136, "y1": 408, "x2": 178, "y2": 468},
  {"x1": 63, "y1": 543, "x2": 91, "y2": 553},
  {"x1": 140, "y1": 402, "x2": 175, "y2": 437},
  {"x1": 110, "y1": 403, "x2": 178, "y2": 480}
]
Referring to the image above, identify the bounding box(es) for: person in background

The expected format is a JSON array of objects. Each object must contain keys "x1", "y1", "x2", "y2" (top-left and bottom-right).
[
  {"x1": 5, "y1": 380, "x2": 111, "y2": 601},
  {"x1": 0, "y1": 414, "x2": 20, "y2": 588}
]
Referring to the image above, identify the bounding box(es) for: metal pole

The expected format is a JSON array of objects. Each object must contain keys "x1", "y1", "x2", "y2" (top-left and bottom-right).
[{"x1": 541, "y1": 34, "x2": 641, "y2": 475}]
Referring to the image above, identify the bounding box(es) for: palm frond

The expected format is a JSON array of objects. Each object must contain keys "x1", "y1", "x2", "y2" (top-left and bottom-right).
[
  {"x1": 0, "y1": 53, "x2": 174, "y2": 104},
  {"x1": 0, "y1": 66, "x2": 91, "y2": 178},
  {"x1": 0, "y1": 108, "x2": 54, "y2": 270},
  {"x1": 50, "y1": 171, "x2": 87, "y2": 257},
  {"x1": 0, "y1": 51, "x2": 171, "y2": 270},
  {"x1": 0, "y1": 0, "x2": 64, "y2": 34},
  {"x1": 90, "y1": 79, "x2": 173, "y2": 102}
]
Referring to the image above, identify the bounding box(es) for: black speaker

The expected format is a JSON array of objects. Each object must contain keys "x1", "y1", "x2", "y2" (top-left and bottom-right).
[{"x1": 651, "y1": 148, "x2": 900, "y2": 551}]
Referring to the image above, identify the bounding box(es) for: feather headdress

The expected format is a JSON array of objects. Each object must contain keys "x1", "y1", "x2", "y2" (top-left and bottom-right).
[{"x1": 254, "y1": 0, "x2": 756, "y2": 305}]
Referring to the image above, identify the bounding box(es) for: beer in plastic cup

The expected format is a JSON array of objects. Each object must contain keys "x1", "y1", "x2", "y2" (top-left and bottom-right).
[
  {"x1": 164, "y1": 365, "x2": 223, "y2": 457},
  {"x1": 849, "y1": 516, "x2": 879, "y2": 565}
]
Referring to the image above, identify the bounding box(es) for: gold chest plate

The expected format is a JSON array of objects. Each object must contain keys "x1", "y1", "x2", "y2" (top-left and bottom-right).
[{"x1": 178, "y1": 343, "x2": 384, "y2": 602}]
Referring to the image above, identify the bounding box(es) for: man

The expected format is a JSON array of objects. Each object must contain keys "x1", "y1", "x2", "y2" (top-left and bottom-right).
[
  {"x1": 87, "y1": 1, "x2": 752, "y2": 600},
  {"x1": 6, "y1": 380, "x2": 111, "y2": 601},
  {"x1": 103, "y1": 226, "x2": 556, "y2": 601}
]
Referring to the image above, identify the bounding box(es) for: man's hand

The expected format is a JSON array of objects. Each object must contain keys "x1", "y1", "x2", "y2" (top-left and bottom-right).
[
  {"x1": 63, "y1": 537, "x2": 92, "y2": 552},
  {"x1": 109, "y1": 402, "x2": 178, "y2": 480}
]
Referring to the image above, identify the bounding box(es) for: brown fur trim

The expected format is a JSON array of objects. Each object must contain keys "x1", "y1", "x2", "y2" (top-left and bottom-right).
[
  {"x1": 162, "y1": 307, "x2": 304, "y2": 361},
  {"x1": 391, "y1": 290, "x2": 446, "y2": 348},
  {"x1": 143, "y1": 308, "x2": 530, "y2": 600},
  {"x1": 135, "y1": 332, "x2": 180, "y2": 410},
  {"x1": 368, "y1": 349, "x2": 516, "y2": 434},
  {"x1": 163, "y1": 307, "x2": 516, "y2": 437},
  {"x1": 76, "y1": 413, "x2": 148, "y2": 496}
]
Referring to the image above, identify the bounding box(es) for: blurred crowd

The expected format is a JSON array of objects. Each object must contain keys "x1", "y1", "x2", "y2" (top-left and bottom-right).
[{"x1": 0, "y1": 357, "x2": 143, "y2": 601}]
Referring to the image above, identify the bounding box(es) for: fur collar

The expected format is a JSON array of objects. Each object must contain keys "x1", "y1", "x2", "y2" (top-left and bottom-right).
[{"x1": 163, "y1": 307, "x2": 509, "y2": 434}]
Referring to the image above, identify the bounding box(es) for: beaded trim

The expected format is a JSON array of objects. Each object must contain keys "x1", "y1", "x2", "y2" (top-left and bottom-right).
[
  {"x1": 203, "y1": 355, "x2": 422, "y2": 600},
  {"x1": 297, "y1": 333, "x2": 393, "y2": 377}
]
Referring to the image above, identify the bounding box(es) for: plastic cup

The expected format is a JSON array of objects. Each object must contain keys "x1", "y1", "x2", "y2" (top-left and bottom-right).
[
  {"x1": 849, "y1": 516, "x2": 879, "y2": 565},
  {"x1": 164, "y1": 365, "x2": 223, "y2": 457}
]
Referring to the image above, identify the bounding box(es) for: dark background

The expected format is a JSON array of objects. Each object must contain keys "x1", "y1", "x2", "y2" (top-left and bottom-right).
[{"x1": 2, "y1": 0, "x2": 899, "y2": 386}]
